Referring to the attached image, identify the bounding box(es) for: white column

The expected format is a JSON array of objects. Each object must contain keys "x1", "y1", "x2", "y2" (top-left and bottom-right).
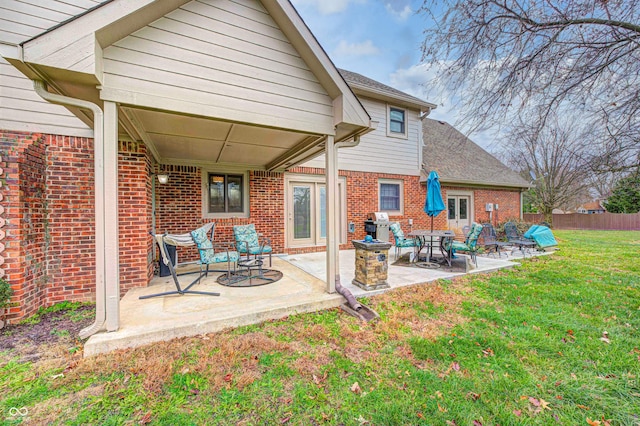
[
  {"x1": 104, "y1": 101, "x2": 120, "y2": 331},
  {"x1": 325, "y1": 135, "x2": 336, "y2": 293}
]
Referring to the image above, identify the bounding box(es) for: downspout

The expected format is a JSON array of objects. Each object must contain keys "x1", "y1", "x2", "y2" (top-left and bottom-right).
[
  {"x1": 32, "y1": 80, "x2": 106, "y2": 338},
  {"x1": 333, "y1": 135, "x2": 362, "y2": 311}
]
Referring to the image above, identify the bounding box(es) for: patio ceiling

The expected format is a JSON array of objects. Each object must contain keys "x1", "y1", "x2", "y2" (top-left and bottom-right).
[{"x1": 119, "y1": 106, "x2": 324, "y2": 171}]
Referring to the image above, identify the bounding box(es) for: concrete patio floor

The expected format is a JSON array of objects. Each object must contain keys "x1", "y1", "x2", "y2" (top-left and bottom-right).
[{"x1": 84, "y1": 248, "x2": 530, "y2": 356}]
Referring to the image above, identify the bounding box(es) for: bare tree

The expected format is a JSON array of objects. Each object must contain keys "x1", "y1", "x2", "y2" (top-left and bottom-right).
[
  {"x1": 504, "y1": 114, "x2": 591, "y2": 223},
  {"x1": 419, "y1": 0, "x2": 640, "y2": 173}
]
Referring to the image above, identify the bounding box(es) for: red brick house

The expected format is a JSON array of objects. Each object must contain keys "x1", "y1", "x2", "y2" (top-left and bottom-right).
[
  {"x1": 0, "y1": 0, "x2": 527, "y2": 334},
  {"x1": 421, "y1": 119, "x2": 530, "y2": 231}
]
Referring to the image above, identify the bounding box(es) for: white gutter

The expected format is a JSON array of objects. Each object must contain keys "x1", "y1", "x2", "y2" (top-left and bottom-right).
[{"x1": 32, "y1": 80, "x2": 106, "y2": 339}]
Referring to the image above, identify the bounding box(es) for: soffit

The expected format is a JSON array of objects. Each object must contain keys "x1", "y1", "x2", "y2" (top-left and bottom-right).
[{"x1": 121, "y1": 107, "x2": 321, "y2": 170}]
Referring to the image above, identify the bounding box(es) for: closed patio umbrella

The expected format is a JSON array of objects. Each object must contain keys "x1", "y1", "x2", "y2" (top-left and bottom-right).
[
  {"x1": 417, "y1": 170, "x2": 446, "y2": 267},
  {"x1": 424, "y1": 170, "x2": 445, "y2": 231}
]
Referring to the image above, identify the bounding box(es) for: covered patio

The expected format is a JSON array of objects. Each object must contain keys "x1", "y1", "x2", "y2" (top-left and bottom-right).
[{"x1": 83, "y1": 249, "x2": 524, "y2": 356}]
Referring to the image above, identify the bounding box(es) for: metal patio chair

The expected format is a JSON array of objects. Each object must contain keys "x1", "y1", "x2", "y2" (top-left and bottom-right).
[
  {"x1": 480, "y1": 223, "x2": 510, "y2": 258},
  {"x1": 233, "y1": 224, "x2": 273, "y2": 267},
  {"x1": 504, "y1": 221, "x2": 537, "y2": 257},
  {"x1": 444, "y1": 223, "x2": 483, "y2": 266},
  {"x1": 389, "y1": 222, "x2": 418, "y2": 261}
]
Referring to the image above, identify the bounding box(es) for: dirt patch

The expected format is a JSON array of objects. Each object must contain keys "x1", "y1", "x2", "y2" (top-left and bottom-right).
[{"x1": 0, "y1": 305, "x2": 94, "y2": 362}]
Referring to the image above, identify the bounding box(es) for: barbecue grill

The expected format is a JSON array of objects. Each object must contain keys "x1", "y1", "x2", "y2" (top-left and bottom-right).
[{"x1": 364, "y1": 212, "x2": 390, "y2": 241}]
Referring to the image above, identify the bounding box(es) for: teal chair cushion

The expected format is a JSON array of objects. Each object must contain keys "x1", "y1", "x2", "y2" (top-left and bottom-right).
[
  {"x1": 390, "y1": 222, "x2": 404, "y2": 240},
  {"x1": 466, "y1": 223, "x2": 484, "y2": 249},
  {"x1": 191, "y1": 225, "x2": 215, "y2": 264},
  {"x1": 448, "y1": 240, "x2": 470, "y2": 251},
  {"x1": 233, "y1": 224, "x2": 260, "y2": 252},
  {"x1": 390, "y1": 222, "x2": 417, "y2": 247},
  {"x1": 192, "y1": 225, "x2": 239, "y2": 264}
]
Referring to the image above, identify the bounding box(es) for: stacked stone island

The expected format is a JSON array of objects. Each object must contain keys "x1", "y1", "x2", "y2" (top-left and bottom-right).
[{"x1": 352, "y1": 239, "x2": 392, "y2": 290}]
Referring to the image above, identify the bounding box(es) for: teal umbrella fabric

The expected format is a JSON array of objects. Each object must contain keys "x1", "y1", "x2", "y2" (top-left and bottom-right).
[{"x1": 425, "y1": 171, "x2": 445, "y2": 230}]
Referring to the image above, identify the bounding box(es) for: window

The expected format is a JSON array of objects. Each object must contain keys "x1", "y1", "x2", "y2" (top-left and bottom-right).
[
  {"x1": 388, "y1": 106, "x2": 407, "y2": 138},
  {"x1": 204, "y1": 172, "x2": 247, "y2": 217},
  {"x1": 378, "y1": 179, "x2": 403, "y2": 215}
]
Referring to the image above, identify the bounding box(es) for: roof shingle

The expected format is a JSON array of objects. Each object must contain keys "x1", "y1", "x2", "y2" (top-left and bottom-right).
[{"x1": 422, "y1": 119, "x2": 529, "y2": 188}]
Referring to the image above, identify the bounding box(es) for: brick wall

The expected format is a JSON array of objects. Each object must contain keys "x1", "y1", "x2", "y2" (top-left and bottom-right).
[
  {"x1": 444, "y1": 186, "x2": 522, "y2": 228},
  {"x1": 45, "y1": 135, "x2": 96, "y2": 305},
  {"x1": 0, "y1": 132, "x2": 48, "y2": 320},
  {"x1": 0, "y1": 131, "x2": 152, "y2": 322},
  {"x1": 118, "y1": 140, "x2": 154, "y2": 293}
]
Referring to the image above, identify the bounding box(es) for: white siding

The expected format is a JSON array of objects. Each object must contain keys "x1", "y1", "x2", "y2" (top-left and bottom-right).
[
  {"x1": 101, "y1": 0, "x2": 334, "y2": 135},
  {"x1": 0, "y1": 60, "x2": 93, "y2": 136},
  {"x1": 302, "y1": 96, "x2": 422, "y2": 175},
  {"x1": 0, "y1": 0, "x2": 102, "y2": 136}
]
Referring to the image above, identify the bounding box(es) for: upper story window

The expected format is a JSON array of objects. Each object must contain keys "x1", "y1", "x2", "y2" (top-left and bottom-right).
[
  {"x1": 202, "y1": 170, "x2": 249, "y2": 218},
  {"x1": 387, "y1": 106, "x2": 408, "y2": 138}
]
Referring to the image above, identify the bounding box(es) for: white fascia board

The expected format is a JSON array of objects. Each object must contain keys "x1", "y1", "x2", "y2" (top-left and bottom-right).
[
  {"x1": 264, "y1": 0, "x2": 371, "y2": 130},
  {"x1": 351, "y1": 85, "x2": 437, "y2": 111}
]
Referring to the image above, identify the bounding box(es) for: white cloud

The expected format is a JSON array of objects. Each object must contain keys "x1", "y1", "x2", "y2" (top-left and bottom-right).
[
  {"x1": 291, "y1": 0, "x2": 365, "y2": 15},
  {"x1": 385, "y1": 3, "x2": 412, "y2": 21},
  {"x1": 333, "y1": 40, "x2": 380, "y2": 57}
]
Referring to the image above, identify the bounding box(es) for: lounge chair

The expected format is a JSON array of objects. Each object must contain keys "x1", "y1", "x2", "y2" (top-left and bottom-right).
[{"x1": 140, "y1": 223, "x2": 238, "y2": 300}]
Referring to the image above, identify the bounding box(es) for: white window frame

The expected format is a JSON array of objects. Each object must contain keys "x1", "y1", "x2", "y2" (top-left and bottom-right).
[
  {"x1": 378, "y1": 179, "x2": 404, "y2": 216},
  {"x1": 201, "y1": 168, "x2": 250, "y2": 219},
  {"x1": 387, "y1": 105, "x2": 408, "y2": 139}
]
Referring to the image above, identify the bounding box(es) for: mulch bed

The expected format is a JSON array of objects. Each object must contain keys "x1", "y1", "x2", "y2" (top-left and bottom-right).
[{"x1": 0, "y1": 305, "x2": 94, "y2": 359}]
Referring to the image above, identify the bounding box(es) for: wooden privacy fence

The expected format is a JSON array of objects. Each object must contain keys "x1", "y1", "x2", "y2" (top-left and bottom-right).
[{"x1": 523, "y1": 213, "x2": 640, "y2": 230}]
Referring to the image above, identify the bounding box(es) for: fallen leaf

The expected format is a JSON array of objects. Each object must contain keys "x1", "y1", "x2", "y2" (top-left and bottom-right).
[
  {"x1": 446, "y1": 421, "x2": 458, "y2": 426},
  {"x1": 529, "y1": 397, "x2": 541, "y2": 407},
  {"x1": 451, "y1": 362, "x2": 461, "y2": 371},
  {"x1": 351, "y1": 382, "x2": 362, "y2": 394},
  {"x1": 577, "y1": 404, "x2": 590, "y2": 410},
  {"x1": 513, "y1": 409, "x2": 522, "y2": 417},
  {"x1": 539, "y1": 399, "x2": 551, "y2": 410},
  {"x1": 438, "y1": 402, "x2": 448, "y2": 413},
  {"x1": 467, "y1": 392, "x2": 481, "y2": 401},
  {"x1": 600, "y1": 331, "x2": 611, "y2": 344},
  {"x1": 473, "y1": 420, "x2": 483, "y2": 426},
  {"x1": 586, "y1": 418, "x2": 600, "y2": 426},
  {"x1": 417, "y1": 412, "x2": 424, "y2": 419},
  {"x1": 280, "y1": 415, "x2": 291, "y2": 424},
  {"x1": 223, "y1": 373, "x2": 233, "y2": 382},
  {"x1": 482, "y1": 348, "x2": 495, "y2": 357},
  {"x1": 139, "y1": 412, "x2": 152, "y2": 425},
  {"x1": 189, "y1": 388, "x2": 200, "y2": 395}
]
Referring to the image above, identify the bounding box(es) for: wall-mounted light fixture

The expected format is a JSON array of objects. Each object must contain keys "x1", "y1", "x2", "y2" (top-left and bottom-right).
[{"x1": 157, "y1": 174, "x2": 169, "y2": 184}]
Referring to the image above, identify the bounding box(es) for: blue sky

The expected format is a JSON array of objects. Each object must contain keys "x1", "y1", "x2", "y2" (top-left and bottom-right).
[{"x1": 290, "y1": 0, "x2": 499, "y2": 149}]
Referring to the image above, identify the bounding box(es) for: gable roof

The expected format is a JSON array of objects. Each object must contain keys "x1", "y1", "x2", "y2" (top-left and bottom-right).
[
  {"x1": 580, "y1": 201, "x2": 605, "y2": 211},
  {"x1": 421, "y1": 119, "x2": 530, "y2": 189},
  {"x1": 339, "y1": 69, "x2": 436, "y2": 111}
]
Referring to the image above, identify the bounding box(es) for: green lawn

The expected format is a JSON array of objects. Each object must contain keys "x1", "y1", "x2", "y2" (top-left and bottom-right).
[{"x1": 2, "y1": 230, "x2": 639, "y2": 425}]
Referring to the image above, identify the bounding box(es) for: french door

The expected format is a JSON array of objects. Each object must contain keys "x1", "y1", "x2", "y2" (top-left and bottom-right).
[
  {"x1": 447, "y1": 194, "x2": 472, "y2": 230},
  {"x1": 287, "y1": 177, "x2": 345, "y2": 248}
]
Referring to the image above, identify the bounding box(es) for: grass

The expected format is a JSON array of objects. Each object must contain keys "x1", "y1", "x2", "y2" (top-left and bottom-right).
[{"x1": 1, "y1": 230, "x2": 639, "y2": 425}]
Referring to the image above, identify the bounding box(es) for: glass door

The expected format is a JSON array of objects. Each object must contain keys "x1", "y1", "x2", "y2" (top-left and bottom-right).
[
  {"x1": 447, "y1": 195, "x2": 471, "y2": 230},
  {"x1": 288, "y1": 180, "x2": 342, "y2": 248}
]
